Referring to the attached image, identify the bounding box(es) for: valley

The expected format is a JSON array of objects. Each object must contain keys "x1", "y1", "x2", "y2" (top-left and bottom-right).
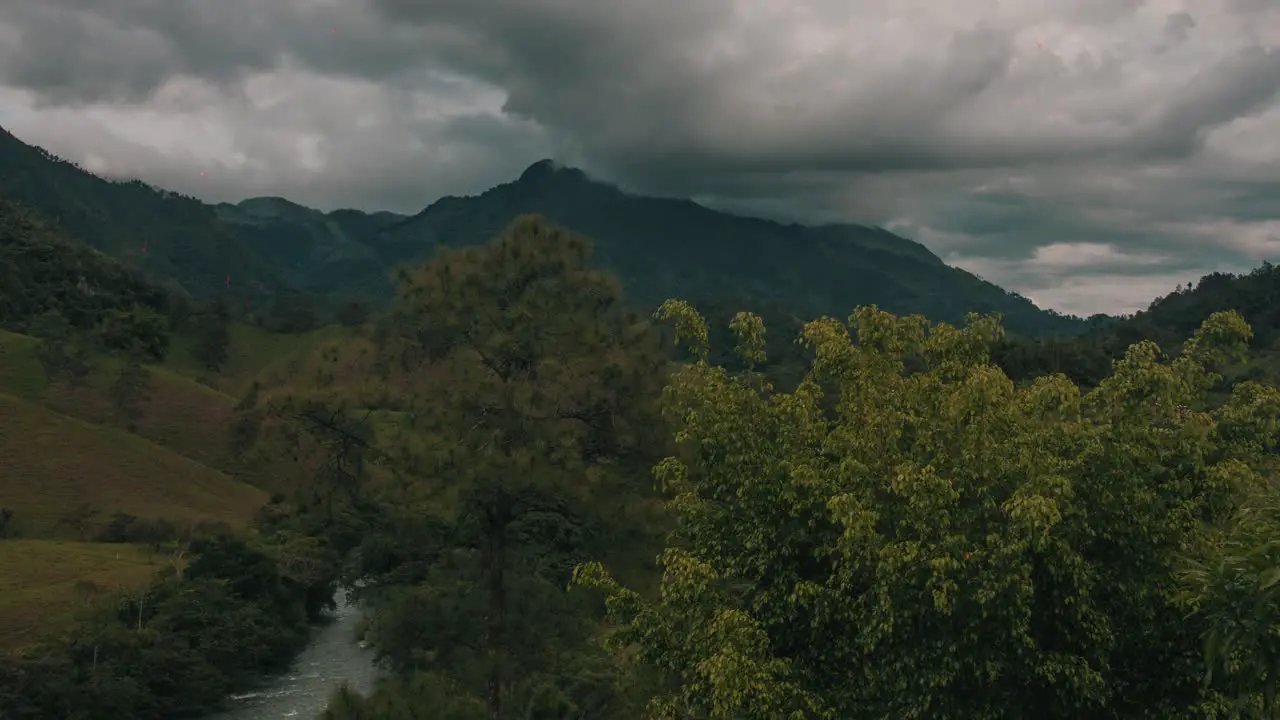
[{"x1": 1, "y1": 122, "x2": 1279, "y2": 719}]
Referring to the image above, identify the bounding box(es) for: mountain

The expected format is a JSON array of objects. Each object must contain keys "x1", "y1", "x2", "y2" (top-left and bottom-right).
[
  {"x1": 0, "y1": 126, "x2": 285, "y2": 300},
  {"x1": 994, "y1": 262, "x2": 1280, "y2": 391},
  {"x1": 354, "y1": 159, "x2": 1084, "y2": 337},
  {"x1": 0, "y1": 124, "x2": 1084, "y2": 336},
  {"x1": 0, "y1": 196, "x2": 169, "y2": 334},
  {"x1": 213, "y1": 197, "x2": 403, "y2": 299}
]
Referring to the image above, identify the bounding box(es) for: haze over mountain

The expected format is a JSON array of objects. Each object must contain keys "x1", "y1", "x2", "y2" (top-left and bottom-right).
[{"x1": 1, "y1": 0, "x2": 1277, "y2": 317}]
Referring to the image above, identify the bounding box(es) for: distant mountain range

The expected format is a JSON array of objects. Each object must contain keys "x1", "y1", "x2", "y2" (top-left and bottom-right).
[{"x1": 0, "y1": 126, "x2": 1086, "y2": 337}]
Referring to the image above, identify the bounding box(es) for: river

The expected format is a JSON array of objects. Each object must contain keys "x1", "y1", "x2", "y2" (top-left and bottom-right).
[{"x1": 206, "y1": 588, "x2": 380, "y2": 720}]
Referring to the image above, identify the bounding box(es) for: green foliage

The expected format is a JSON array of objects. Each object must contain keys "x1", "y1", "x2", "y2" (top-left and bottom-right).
[
  {"x1": 227, "y1": 381, "x2": 264, "y2": 460},
  {"x1": 252, "y1": 216, "x2": 670, "y2": 718},
  {"x1": 261, "y1": 291, "x2": 321, "y2": 334},
  {"x1": 576, "y1": 305, "x2": 1278, "y2": 719},
  {"x1": 1180, "y1": 480, "x2": 1280, "y2": 716},
  {"x1": 0, "y1": 127, "x2": 285, "y2": 300},
  {"x1": 192, "y1": 299, "x2": 232, "y2": 372},
  {"x1": 0, "y1": 524, "x2": 336, "y2": 720},
  {"x1": 97, "y1": 307, "x2": 169, "y2": 361},
  {"x1": 995, "y1": 263, "x2": 1280, "y2": 392},
  {"x1": 214, "y1": 196, "x2": 396, "y2": 300},
  {"x1": 34, "y1": 314, "x2": 95, "y2": 388},
  {"x1": 3, "y1": 126, "x2": 1088, "y2": 340},
  {"x1": 0, "y1": 197, "x2": 171, "y2": 339},
  {"x1": 335, "y1": 297, "x2": 371, "y2": 327}
]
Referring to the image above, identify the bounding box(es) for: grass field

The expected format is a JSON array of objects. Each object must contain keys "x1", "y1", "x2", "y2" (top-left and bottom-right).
[
  {"x1": 0, "y1": 329, "x2": 45, "y2": 401},
  {"x1": 0, "y1": 392, "x2": 267, "y2": 538},
  {"x1": 164, "y1": 323, "x2": 359, "y2": 397},
  {"x1": 0, "y1": 540, "x2": 162, "y2": 653},
  {"x1": 0, "y1": 324, "x2": 337, "y2": 651},
  {"x1": 0, "y1": 329, "x2": 244, "y2": 472}
]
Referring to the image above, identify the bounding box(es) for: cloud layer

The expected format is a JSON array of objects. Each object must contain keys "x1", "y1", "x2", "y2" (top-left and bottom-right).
[{"x1": 1, "y1": 0, "x2": 1277, "y2": 316}]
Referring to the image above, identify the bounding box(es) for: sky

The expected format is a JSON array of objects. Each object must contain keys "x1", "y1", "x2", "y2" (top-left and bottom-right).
[{"x1": 1, "y1": 0, "x2": 1278, "y2": 317}]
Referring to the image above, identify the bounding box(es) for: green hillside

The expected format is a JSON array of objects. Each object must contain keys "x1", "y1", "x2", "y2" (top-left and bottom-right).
[
  {"x1": 0, "y1": 540, "x2": 160, "y2": 653},
  {"x1": 213, "y1": 197, "x2": 395, "y2": 300},
  {"x1": 360, "y1": 160, "x2": 1085, "y2": 337},
  {"x1": 994, "y1": 262, "x2": 1280, "y2": 391},
  {"x1": 0, "y1": 127, "x2": 286, "y2": 300},
  {"x1": 0, "y1": 392, "x2": 266, "y2": 538}
]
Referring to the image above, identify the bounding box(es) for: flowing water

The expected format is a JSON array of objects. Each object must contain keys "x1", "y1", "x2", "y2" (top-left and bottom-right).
[{"x1": 207, "y1": 588, "x2": 379, "y2": 720}]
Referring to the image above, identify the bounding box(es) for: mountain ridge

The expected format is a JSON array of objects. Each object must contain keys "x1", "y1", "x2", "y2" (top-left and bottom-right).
[
  {"x1": 0, "y1": 127, "x2": 1085, "y2": 336},
  {"x1": 356, "y1": 158, "x2": 1083, "y2": 336}
]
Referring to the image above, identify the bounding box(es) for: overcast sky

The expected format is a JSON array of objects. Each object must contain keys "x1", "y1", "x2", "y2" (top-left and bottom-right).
[{"x1": 1, "y1": 0, "x2": 1278, "y2": 316}]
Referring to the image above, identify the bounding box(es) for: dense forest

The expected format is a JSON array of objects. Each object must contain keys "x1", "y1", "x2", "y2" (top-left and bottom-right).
[{"x1": 1, "y1": 122, "x2": 1279, "y2": 719}]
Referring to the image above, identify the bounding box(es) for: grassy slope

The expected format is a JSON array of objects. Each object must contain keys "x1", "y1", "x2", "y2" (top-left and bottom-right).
[
  {"x1": 0, "y1": 391, "x2": 266, "y2": 650},
  {"x1": 0, "y1": 324, "x2": 348, "y2": 651},
  {"x1": 163, "y1": 323, "x2": 358, "y2": 397},
  {"x1": 0, "y1": 392, "x2": 267, "y2": 537},
  {"x1": 0, "y1": 325, "x2": 357, "y2": 472},
  {"x1": 0, "y1": 541, "x2": 161, "y2": 654},
  {"x1": 0, "y1": 330, "x2": 240, "y2": 471}
]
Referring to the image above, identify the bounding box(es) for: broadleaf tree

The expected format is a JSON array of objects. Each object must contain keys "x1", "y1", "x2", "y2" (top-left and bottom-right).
[{"x1": 576, "y1": 302, "x2": 1280, "y2": 719}]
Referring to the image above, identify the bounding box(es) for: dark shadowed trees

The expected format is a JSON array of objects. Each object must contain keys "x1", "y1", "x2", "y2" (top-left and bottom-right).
[{"x1": 268, "y1": 216, "x2": 669, "y2": 718}]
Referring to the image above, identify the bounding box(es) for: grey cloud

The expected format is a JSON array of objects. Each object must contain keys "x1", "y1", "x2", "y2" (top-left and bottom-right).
[
  {"x1": 1, "y1": 0, "x2": 1279, "y2": 317},
  {"x1": 1164, "y1": 12, "x2": 1197, "y2": 43}
]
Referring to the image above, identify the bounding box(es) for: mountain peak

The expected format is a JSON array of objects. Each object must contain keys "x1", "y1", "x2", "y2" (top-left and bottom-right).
[{"x1": 517, "y1": 159, "x2": 590, "y2": 184}]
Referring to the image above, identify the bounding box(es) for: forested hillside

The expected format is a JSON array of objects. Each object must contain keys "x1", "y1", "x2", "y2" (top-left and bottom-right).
[
  {"x1": 995, "y1": 263, "x2": 1280, "y2": 391},
  {"x1": 213, "y1": 197, "x2": 402, "y2": 301},
  {"x1": 359, "y1": 160, "x2": 1085, "y2": 338},
  {"x1": 1, "y1": 126, "x2": 1084, "y2": 338},
  {"x1": 0, "y1": 127, "x2": 284, "y2": 301}
]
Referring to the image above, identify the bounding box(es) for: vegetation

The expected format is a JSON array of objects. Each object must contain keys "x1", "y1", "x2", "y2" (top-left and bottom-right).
[
  {"x1": 0, "y1": 127, "x2": 285, "y2": 301},
  {"x1": 0, "y1": 392, "x2": 265, "y2": 539},
  {"x1": 0, "y1": 198, "x2": 170, "y2": 344},
  {"x1": 3, "y1": 118, "x2": 1280, "y2": 720},
  {"x1": 575, "y1": 302, "x2": 1280, "y2": 718},
  {"x1": 0, "y1": 541, "x2": 159, "y2": 652},
  {"x1": 361, "y1": 160, "x2": 1086, "y2": 338},
  {"x1": 250, "y1": 217, "x2": 670, "y2": 717},
  {"x1": 995, "y1": 263, "x2": 1280, "y2": 392},
  {"x1": 0, "y1": 523, "x2": 339, "y2": 719}
]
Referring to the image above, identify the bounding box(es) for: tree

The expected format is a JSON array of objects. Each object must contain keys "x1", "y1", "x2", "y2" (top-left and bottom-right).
[
  {"x1": 228, "y1": 381, "x2": 264, "y2": 460},
  {"x1": 576, "y1": 304, "x2": 1278, "y2": 719},
  {"x1": 31, "y1": 310, "x2": 93, "y2": 387},
  {"x1": 167, "y1": 291, "x2": 195, "y2": 332},
  {"x1": 109, "y1": 356, "x2": 152, "y2": 431},
  {"x1": 59, "y1": 503, "x2": 101, "y2": 541},
  {"x1": 271, "y1": 216, "x2": 668, "y2": 718},
  {"x1": 96, "y1": 307, "x2": 170, "y2": 361},
  {"x1": 134, "y1": 517, "x2": 178, "y2": 557},
  {"x1": 192, "y1": 298, "x2": 231, "y2": 372},
  {"x1": 1180, "y1": 476, "x2": 1280, "y2": 716}
]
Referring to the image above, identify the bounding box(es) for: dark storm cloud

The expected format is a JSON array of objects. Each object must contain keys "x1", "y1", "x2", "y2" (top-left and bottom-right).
[{"x1": 0, "y1": 0, "x2": 1278, "y2": 315}]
